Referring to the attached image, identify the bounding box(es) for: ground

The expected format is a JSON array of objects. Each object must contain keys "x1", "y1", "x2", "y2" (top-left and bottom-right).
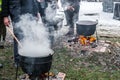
[
  {"x1": 0, "y1": 1, "x2": 120, "y2": 80},
  {"x1": 0, "y1": 37, "x2": 120, "y2": 80}
]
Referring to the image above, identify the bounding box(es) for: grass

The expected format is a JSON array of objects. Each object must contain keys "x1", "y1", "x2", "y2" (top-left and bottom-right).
[
  {"x1": 51, "y1": 48, "x2": 120, "y2": 80},
  {"x1": 0, "y1": 37, "x2": 120, "y2": 80},
  {"x1": 0, "y1": 47, "x2": 23, "y2": 80}
]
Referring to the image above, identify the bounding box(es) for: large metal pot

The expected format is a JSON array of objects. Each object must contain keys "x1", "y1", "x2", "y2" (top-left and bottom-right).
[
  {"x1": 19, "y1": 54, "x2": 53, "y2": 77},
  {"x1": 76, "y1": 21, "x2": 97, "y2": 36}
]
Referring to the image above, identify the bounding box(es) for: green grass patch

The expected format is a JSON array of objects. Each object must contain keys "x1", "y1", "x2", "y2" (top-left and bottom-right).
[{"x1": 0, "y1": 44, "x2": 120, "y2": 80}]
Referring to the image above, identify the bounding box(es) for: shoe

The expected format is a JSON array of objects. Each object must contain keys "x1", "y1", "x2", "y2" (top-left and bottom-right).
[{"x1": 0, "y1": 63, "x2": 3, "y2": 68}]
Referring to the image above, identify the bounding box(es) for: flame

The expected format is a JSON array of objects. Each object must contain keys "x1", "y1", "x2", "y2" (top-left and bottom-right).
[
  {"x1": 79, "y1": 35, "x2": 96, "y2": 45},
  {"x1": 89, "y1": 36, "x2": 96, "y2": 43},
  {"x1": 79, "y1": 35, "x2": 87, "y2": 45}
]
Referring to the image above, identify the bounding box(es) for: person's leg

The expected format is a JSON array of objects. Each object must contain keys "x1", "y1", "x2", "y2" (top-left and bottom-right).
[
  {"x1": 0, "y1": 13, "x2": 6, "y2": 49},
  {"x1": 38, "y1": 2, "x2": 45, "y2": 17},
  {"x1": 1, "y1": 23, "x2": 6, "y2": 41},
  {"x1": 45, "y1": 23, "x2": 55, "y2": 48},
  {"x1": 65, "y1": 10, "x2": 74, "y2": 35},
  {"x1": 0, "y1": 21, "x2": 2, "y2": 41},
  {"x1": 41, "y1": 8, "x2": 46, "y2": 23},
  {"x1": 48, "y1": 25, "x2": 55, "y2": 47},
  {"x1": 13, "y1": 24, "x2": 24, "y2": 64},
  {"x1": 41, "y1": 8, "x2": 45, "y2": 17},
  {"x1": 13, "y1": 38, "x2": 19, "y2": 64},
  {"x1": 64, "y1": 10, "x2": 73, "y2": 26},
  {"x1": 73, "y1": 5, "x2": 80, "y2": 23},
  {"x1": 72, "y1": 6, "x2": 80, "y2": 35},
  {"x1": 0, "y1": 13, "x2": 6, "y2": 42}
]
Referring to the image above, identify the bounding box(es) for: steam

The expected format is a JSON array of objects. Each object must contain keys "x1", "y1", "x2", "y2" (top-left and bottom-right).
[
  {"x1": 45, "y1": 2, "x2": 69, "y2": 39},
  {"x1": 16, "y1": 14, "x2": 53, "y2": 57},
  {"x1": 54, "y1": 25, "x2": 69, "y2": 39},
  {"x1": 45, "y1": 2, "x2": 59, "y2": 23}
]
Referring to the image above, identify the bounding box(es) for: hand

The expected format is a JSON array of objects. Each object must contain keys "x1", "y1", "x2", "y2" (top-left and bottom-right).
[
  {"x1": 37, "y1": 13, "x2": 43, "y2": 24},
  {"x1": 37, "y1": 13, "x2": 41, "y2": 21},
  {"x1": 37, "y1": 0, "x2": 44, "y2": 2},
  {"x1": 4, "y1": 17, "x2": 10, "y2": 27},
  {"x1": 71, "y1": 6, "x2": 75, "y2": 11},
  {"x1": 67, "y1": 6, "x2": 75, "y2": 11}
]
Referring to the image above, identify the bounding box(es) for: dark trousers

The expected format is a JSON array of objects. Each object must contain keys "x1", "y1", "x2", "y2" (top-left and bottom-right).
[
  {"x1": 12, "y1": 22, "x2": 24, "y2": 63},
  {"x1": 38, "y1": 3, "x2": 46, "y2": 23},
  {"x1": 0, "y1": 12, "x2": 6, "y2": 41},
  {"x1": 39, "y1": 7, "x2": 46, "y2": 17},
  {"x1": 64, "y1": 6, "x2": 80, "y2": 28},
  {"x1": 39, "y1": 7, "x2": 47, "y2": 23}
]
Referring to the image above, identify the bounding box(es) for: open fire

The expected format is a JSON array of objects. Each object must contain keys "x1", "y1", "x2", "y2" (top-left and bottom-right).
[
  {"x1": 79, "y1": 35, "x2": 96, "y2": 46},
  {"x1": 68, "y1": 35, "x2": 97, "y2": 47}
]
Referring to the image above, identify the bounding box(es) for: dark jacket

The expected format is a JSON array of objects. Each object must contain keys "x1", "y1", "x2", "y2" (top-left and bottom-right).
[
  {"x1": 61, "y1": 0, "x2": 80, "y2": 12},
  {"x1": 2, "y1": 0, "x2": 39, "y2": 22},
  {"x1": 37, "y1": 0, "x2": 50, "y2": 9},
  {"x1": 2, "y1": 0, "x2": 9, "y2": 17}
]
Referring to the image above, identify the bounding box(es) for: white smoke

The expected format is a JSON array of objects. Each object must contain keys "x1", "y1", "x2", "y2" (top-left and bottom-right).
[
  {"x1": 16, "y1": 14, "x2": 53, "y2": 57},
  {"x1": 54, "y1": 25, "x2": 69, "y2": 39},
  {"x1": 45, "y1": 1, "x2": 69, "y2": 39}
]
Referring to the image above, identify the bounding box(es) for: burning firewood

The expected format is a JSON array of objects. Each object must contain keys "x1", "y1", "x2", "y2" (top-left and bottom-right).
[
  {"x1": 79, "y1": 35, "x2": 87, "y2": 45},
  {"x1": 79, "y1": 35, "x2": 96, "y2": 46},
  {"x1": 45, "y1": 72, "x2": 55, "y2": 77}
]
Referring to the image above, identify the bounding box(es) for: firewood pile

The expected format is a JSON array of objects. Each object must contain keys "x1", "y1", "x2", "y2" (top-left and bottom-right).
[{"x1": 19, "y1": 72, "x2": 66, "y2": 80}]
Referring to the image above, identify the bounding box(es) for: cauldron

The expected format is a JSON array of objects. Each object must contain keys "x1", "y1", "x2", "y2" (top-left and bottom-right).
[
  {"x1": 19, "y1": 54, "x2": 53, "y2": 77},
  {"x1": 76, "y1": 21, "x2": 98, "y2": 36}
]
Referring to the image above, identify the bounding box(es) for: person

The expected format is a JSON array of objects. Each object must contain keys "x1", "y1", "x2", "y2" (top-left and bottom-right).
[
  {"x1": 0, "y1": 0, "x2": 6, "y2": 68},
  {"x1": 0, "y1": 0, "x2": 6, "y2": 46},
  {"x1": 45, "y1": 0, "x2": 59, "y2": 47},
  {"x1": 2, "y1": 0, "x2": 40, "y2": 65},
  {"x1": 61, "y1": 0, "x2": 80, "y2": 36},
  {"x1": 37, "y1": 0, "x2": 56, "y2": 23},
  {"x1": 37, "y1": 0, "x2": 48, "y2": 19}
]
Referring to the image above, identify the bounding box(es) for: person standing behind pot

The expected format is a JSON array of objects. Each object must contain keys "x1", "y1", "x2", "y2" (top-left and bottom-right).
[
  {"x1": 37, "y1": 0, "x2": 50, "y2": 22},
  {"x1": 37, "y1": 0, "x2": 59, "y2": 23},
  {"x1": 0, "y1": 0, "x2": 6, "y2": 47},
  {"x1": 61, "y1": 0, "x2": 80, "y2": 36},
  {"x1": 2, "y1": 0, "x2": 40, "y2": 66},
  {"x1": 45, "y1": 0, "x2": 59, "y2": 47},
  {"x1": 0, "y1": 0, "x2": 7, "y2": 68}
]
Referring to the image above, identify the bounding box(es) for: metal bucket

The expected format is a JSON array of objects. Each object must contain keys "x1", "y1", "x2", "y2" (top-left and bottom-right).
[
  {"x1": 76, "y1": 21, "x2": 97, "y2": 36},
  {"x1": 19, "y1": 54, "x2": 53, "y2": 77}
]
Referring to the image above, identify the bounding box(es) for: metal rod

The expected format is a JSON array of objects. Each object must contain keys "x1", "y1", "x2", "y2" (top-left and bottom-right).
[
  {"x1": 0, "y1": 35, "x2": 3, "y2": 42},
  {"x1": 15, "y1": 63, "x2": 19, "y2": 80},
  {"x1": 6, "y1": 27, "x2": 22, "y2": 48}
]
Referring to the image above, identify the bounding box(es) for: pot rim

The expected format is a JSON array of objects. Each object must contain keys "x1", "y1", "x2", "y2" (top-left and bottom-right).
[{"x1": 76, "y1": 20, "x2": 98, "y2": 26}]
